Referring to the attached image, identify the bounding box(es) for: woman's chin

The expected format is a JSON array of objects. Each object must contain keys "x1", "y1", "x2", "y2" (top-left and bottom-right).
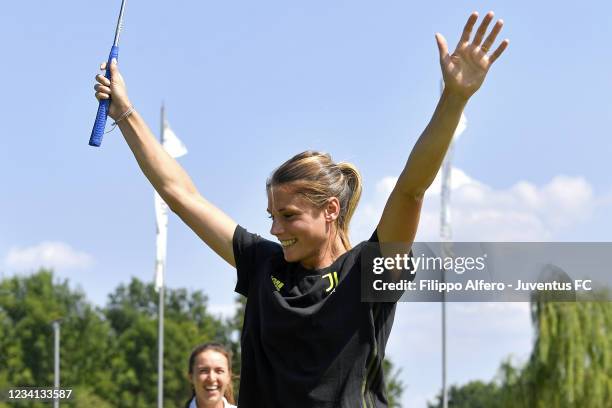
[
  {"x1": 282, "y1": 246, "x2": 300, "y2": 262},
  {"x1": 201, "y1": 390, "x2": 221, "y2": 402}
]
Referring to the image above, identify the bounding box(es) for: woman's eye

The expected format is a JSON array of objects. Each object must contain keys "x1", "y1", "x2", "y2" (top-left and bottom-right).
[
  {"x1": 267, "y1": 214, "x2": 274, "y2": 220},
  {"x1": 283, "y1": 214, "x2": 294, "y2": 219}
]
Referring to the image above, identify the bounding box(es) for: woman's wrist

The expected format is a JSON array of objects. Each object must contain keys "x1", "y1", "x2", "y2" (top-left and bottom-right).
[
  {"x1": 111, "y1": 100, "x2": 133, "y2": 120},
  {"x1": 116, "y1": 106, "x2": 139, "y2": 130},
  {"x1": 440, "y1": 88, "x2": 470, "y2": 109},
  {"x1": 113, "y1": 105, "x2": 135, "y2": 125}
]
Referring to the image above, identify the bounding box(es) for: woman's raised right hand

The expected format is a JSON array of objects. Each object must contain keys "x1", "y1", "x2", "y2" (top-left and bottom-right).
[{"x1": 94, "y1": 59, "x2": 132, "y2": 121}]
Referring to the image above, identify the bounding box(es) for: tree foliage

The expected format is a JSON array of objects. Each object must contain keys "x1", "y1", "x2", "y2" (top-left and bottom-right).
[
  {"x1": 0, "y1": 270, "x2": 406, "y2": 406},
  {"x1": 516, "y1": 299, "x2": 612, "y2": 407},
  {"x1": 427, "y1": 380, "x2": 501, "y2": 408},
  {"x1": 428, "y1": 299, "x2": 612, "y2": 408},
  {"x1": 383, "y1": 358, "x2": 404, "y2": 407},
  {"x1": 103, "y1": 278, "x2": 231, "y2": 407},
  {"x1": 0, "y1": 271, "x2": 229, "y2": 407},
  {"x1": 0, "y1": 270, "x2": 112, "y2": 407}
]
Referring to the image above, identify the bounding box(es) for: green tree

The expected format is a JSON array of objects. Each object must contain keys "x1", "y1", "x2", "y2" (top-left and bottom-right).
[
  {"x1": 227, "y1": 294, "x2": 245, "y2": 395},
  {"x1": 427, "y1": 380, "x2": 501, "y2": 408},
  {"x1": 427, "y1": 299, "x2": 612, "y2": 408},
  {"x1": 383, "y1": 358, "x2": 405, "y2": 407},
  {"x1": 0, "y1": 270, "x2": 114, "y2": 407},
  {"x1": 103, "y1": 278, "x2": 230, "y2": 407},
  {"x1": 515, "y1": 299, "x2": 612, "y2": 407},
  {"x1": 0, "y1": 271, "x2": 234, "y2": 407}
]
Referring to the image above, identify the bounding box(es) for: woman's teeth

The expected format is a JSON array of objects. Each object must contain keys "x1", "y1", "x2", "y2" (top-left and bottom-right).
[
  {"x1": 280, "y1": 238, "x2": 297, "y2": 248},
  {"x1": 205, "y1": 386, "x2": 219, "y2": 391}
]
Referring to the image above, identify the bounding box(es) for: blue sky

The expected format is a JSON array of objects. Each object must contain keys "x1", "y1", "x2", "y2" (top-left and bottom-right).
[{"x1": 2, "y1": 1, "x2": 611, "y2": 406}]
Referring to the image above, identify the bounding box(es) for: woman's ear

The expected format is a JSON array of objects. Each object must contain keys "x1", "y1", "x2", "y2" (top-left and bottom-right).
[{"x1": 324, "y1": 197, "x2": 341, "y2": 222}]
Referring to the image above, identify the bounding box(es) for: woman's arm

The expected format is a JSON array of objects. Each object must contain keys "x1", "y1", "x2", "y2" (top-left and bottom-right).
[
  {"x1": 377, "y1": 11, "x2": 509, "y2": 244},
  {"x1": 94, "y1": 60, "x2": 237, "y2": 267}
]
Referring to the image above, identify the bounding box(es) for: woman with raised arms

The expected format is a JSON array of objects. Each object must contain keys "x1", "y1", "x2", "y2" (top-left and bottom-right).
[{"x1": 93, "y1": 11, "x2": 508, "y2": 408}]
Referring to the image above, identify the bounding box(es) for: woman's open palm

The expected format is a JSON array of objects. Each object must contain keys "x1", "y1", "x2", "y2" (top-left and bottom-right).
[{"x1": 436, "y1": 11, "x2": 509, "y2": 99}]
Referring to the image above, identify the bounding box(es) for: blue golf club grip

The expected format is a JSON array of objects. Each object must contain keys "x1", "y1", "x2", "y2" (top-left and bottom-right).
[{"x1": 89, "y1": 46, "x2": 119, "y2": 147}]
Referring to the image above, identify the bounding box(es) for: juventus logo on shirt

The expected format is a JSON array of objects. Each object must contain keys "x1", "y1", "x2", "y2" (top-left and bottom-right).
[{"x1": 322, "y1": 271, "x2": 339, "y2": 293}]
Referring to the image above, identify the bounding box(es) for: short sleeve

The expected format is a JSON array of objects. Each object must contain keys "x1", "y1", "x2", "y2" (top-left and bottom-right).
[
  {"x1": 361, "y1": 229, "x2": 415, "y2": 303},
  {"x1": 233, "y1": 225, "x2": 281, "y2": 297}
]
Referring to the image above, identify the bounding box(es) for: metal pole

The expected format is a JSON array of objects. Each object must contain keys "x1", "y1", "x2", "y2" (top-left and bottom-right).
[
  {"x1": 158, "y1": 286, "x2": 164, "y2": 408},
  {"x1": 52, "y1": 320, "x2": 61, "y2": 408},
  {"x1": 112, "y1": 0, "x2": 128, "y2": 47},
  {"x1": 157, "y1": 102, "x2": 166, "y2": 408},
  {"x1": 439, "y1": 79, "x2": 451, "y2": 408}
]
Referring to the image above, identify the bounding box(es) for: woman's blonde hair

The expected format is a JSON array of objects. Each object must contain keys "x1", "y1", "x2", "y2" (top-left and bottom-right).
[{"x1": 267, "y1": 150, "x2": 362, "y2": 251}]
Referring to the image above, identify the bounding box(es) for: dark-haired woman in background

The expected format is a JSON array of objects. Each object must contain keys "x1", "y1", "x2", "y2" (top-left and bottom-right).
[{"x1": 185, "y1": 343, "x2": 237, "y2": 408}]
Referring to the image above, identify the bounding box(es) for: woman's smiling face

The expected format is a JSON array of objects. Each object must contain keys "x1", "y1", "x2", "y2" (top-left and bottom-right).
[
  {"x1": 190, "y1": 349, "x2": 231, "y2": 408},
  {"x1": 267, "y1": 183, "x2": 340, "y2": 269}
]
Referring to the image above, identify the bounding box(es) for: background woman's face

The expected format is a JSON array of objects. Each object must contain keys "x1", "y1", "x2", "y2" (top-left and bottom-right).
[
  {"x1": 267, "y1": 184, "x2": 330, "y2": 268},
  {"x1": 190, "y1": 350, "x2": 231, "y2": 407}
]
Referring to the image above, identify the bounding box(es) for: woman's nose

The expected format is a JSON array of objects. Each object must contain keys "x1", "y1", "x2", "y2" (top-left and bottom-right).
[{"x1": 270, "y1": 219, "x2": 283, "y2": 236}]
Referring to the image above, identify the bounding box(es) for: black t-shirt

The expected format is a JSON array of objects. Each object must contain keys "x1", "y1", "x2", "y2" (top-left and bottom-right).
[{"x1": 233, "y1": 225, "x2": 397, "y2": 408}]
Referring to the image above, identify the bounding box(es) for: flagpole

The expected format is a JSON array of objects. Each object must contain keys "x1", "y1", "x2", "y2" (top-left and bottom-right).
[
  {"x1": 154, "y1": 105, "x2": 186, "y2": 408},
  {"x1": 157, "y1": 102, "x2": 165, "y2": 408},
  {"x1": 439, "y1": 79, "x2": 451, "y2": 408},
  {"x1": 439, "y1": 78, "x2": 467, "y2": 408},
  {"x1": 52, "y1": 319, "x2": 61, "y2": 408},
  {"x1": 440, "y1": 148, "x2": 452, "y2": 408}
]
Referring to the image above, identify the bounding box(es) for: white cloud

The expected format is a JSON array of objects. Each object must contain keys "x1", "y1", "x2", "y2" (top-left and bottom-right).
[
  {"x1": 3, "y1": 241, "x2": 94, "y2": 272},
  {"x1": 352, "y1": 167, "x2": 596, "y2": 242},
  {"x1": 354, "y1": 170, "x2": 601, "y2": 407}
]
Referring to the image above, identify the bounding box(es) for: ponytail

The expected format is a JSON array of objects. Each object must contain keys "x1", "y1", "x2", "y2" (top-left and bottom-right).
[{"x1": 336, "y1": 161, "x2": 362, "y2": 250}]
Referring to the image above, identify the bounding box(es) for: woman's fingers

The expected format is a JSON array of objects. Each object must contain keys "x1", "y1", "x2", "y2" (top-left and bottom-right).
[
  {"x1": 458, "y1": 12, "x2": 479, "y2": 46},
  {"x1": 95, "y1": 92, "x2": 109, "y2": 101},
  {"x1": 489, "y1": 39, "x2": 510, "y2": 64},
  {"x1": 455, "y1": 11, "x2": 508, "y2": 65},
  {"x1": 94, "y1": 84, "x2": 111, "y2": 94},
  {"x1": 95, "y1": 74, "x2": 111, "y2": 86},
  {"x1": 96, "y1": 63, "x2": 111, "y2": 100},
  {"x1": 94, "y1": 72, "x2": 111, "y2": 101},
  {"x1": 481, "y1": 19, "x2": 504, "y2": 53},
  {"x1": 435, "y1": 33, "x2": 449, "y2": 62},
  {"x1": 472, "y1": 11, "x2": 494, "y2": 46},
  {"x1": 94, "y1": 60, "x2": 112, "y2": 100}
]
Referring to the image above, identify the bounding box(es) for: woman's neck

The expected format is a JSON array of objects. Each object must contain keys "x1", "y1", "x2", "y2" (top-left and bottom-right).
[{"x1": 300, "y1": 233, "x2": 346, "y2": 270}]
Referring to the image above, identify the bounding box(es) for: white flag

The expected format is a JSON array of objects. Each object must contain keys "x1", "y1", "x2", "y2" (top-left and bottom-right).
[
  {"x1": 453, "y1": 113, "x2": 467, "y2": 140},
  {"x1": 154, "y1": 119, "x2": 188, "y2": 291},
  {"x1": 154, "y1": 191, "x2": 169, "y2": 291},
  {"x1": 162, "y1": 120, "x2": 188, "y2": 158},
  {"x1": 440, "y1": 79, "x2": 468, "y2": 141}
]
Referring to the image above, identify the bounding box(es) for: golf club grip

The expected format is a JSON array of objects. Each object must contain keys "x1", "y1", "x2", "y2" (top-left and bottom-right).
[{"x1": 89, "y1": 46, "x2": 119, "y2": 147}]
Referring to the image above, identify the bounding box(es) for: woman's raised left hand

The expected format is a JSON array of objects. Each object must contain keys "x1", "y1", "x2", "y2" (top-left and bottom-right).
[{"x1": 435, "y1": 11, "x2": 509, "y2": 100}]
